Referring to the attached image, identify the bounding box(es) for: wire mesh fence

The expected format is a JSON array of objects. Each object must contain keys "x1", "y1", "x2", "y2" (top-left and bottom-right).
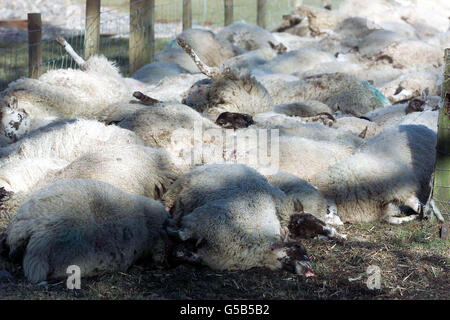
[{"x1": 0, "y1": 0, "x2": 339, "y2": 90}]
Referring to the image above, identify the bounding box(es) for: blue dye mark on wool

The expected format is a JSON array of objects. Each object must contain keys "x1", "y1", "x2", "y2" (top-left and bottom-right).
[{"x1": 362, "y1": 81, "x2": 390, "y2": 107}]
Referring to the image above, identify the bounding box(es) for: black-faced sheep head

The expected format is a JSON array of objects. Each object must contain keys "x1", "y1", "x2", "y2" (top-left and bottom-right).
[
  {"x1": 268, "y1": 41, "x2": 287, "y2": 55},
  {"x1": 215, "y1": 112, "x2": 255, "y2": 129},
  {"x1": 271, "y1": 240, "x2": 314, "y2": 277},
  {"x1": 0, "y1": 95, "x2": 31, "y2": 143}
]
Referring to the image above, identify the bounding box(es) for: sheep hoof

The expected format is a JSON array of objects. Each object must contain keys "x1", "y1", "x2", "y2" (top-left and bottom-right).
[
  {"x1": 280, "y1": 226, "x2": 290, "y2": 242},
  {"x1": 165, "y1": 226, "x2": 185, "y2": 241},
  {"x1": 385, "y1": 214, "x2": 419, "y2": 225},
  {"x1": 171, "y1": 245, "x2": 203, "y2": 266}
]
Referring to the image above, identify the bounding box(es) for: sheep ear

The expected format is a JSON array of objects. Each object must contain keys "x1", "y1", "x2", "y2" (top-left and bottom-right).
[
  {"x1": 7, "y1": 96, "x2": 18, "y2": 109},
  {"x1": 280, "y1": 226, "x2": 290, "y2": 243},
  {"x1": 421, "y1": 87, "x2": 430, "y2": 100},
  {"x1": 268, "y1": 41, "x2": 287, "y2": 54},
  {"x1": 293, "y1": 199, "x2": 303, "y2": 213},
  {"x1": 358, "y1": 126, "x2": 368, "y2": 139}
]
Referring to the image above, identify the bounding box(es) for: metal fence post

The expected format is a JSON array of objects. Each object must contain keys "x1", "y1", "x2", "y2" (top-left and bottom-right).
[
  {"x1": 28, "y1": 13, "x2": 42, "y2": 79},
  {"x1": 84, "y1": 0, "x2": 101, "y2": 59}
]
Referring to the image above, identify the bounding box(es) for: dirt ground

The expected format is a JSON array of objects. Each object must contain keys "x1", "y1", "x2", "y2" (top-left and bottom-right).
[{"x1": 0, "y1": 220, "x2": 448, "y2": 300}]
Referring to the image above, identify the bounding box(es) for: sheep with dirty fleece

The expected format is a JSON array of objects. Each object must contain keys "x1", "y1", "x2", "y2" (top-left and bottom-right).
[
  {"x1": 377, "y1": 71, "x2": 441, "y2": 104},
  {"x1": 363, "y1": 101, "x2": 439, "y2": 132},
  {"x1": 178, "y1": 33, "x2": 389, "y2": 119},
  {"x1": 260, "y1": 48, "x2": 337, "y2": 75},
  {"x1": 154, "y1": 28, "x2": 237, "y2": 74},
  {"x1": 252, "y1": 111, "x2": 335, "y2": 128},
  {"x1": 162, "y1": 163, "x2": 313, "y2": 275},
  {"x1": 268, "y1": 73, "x2": 390, "y2": 116},
  {"x1": 312, "y1": 124, "x2": 437, "y2": 224},
  {"x1": 177, "y1": 36, "x2": 274, "y2": 118},
  {"x1": 41, "y1": 144, "x2": 179, "y2": 200},
  {"x1": 131, "y1": 60, "x2": 191, "y2": 85},
  {"x1": 217, "y1": 21, "x2": 282, "y2": 52},
  {"x1": 0, "y1": 119, "x2": 142, "y2": 216},
  {"x1": 0, "y1": 119, "x2": 142, "y2": 161},
  {"x1": 332, "y1": 116, "x2": 383, "y2": 139},
  {"x1": 2, "y1": 179, "x2": 171, "y2": 284},
  {"x1": 265, "y1": 170, "x2": 341, "y2": 227},
  {"x1": 0, "y1": 145, "x2": 179, "y2": 234},
  {"x1": 0, "y1": 38, "x2": 140, "y2": 136},
  {"x1": 117, "y1": 102, "x2": 219, "y2": 170},
  {"x1": 180, "y1": 122, "x2": 360, "y2": 183}
]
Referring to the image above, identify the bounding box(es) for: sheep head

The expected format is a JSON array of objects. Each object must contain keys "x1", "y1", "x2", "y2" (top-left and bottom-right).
[
  {"x1": 215, "y1": 112, "x2": 254, "y2": 129},
  {"x1": 0, "y1": 95, "x2": 31, "y2": 143},
  {"x1": 177, "y1": 36, "x2": 273, "y2": 117},
  {"x1": 269, "y1": 240, "x2": 314, "y2": 277}
]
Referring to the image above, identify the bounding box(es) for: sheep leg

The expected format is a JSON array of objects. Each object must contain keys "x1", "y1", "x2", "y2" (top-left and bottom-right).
[
  {"x1": 288, "y1": 213, "x2": 347, "y2": 242},
  {"x1": 176, "y1": 37, "x2": 234, "y2": 80},
  {"x1": 302, "y1": 113, "x2": 335, "y2": 127},
  {"x1": 165, "y1": 226, "x2": 193, "y2": 242},
  {"x1": 325, "y1": 199, "x2": 344, "y2": 226},
  {"x1": 429, "y1": 199, "x2": 445, "y2": 222},
  {"x1": 171, "y1": 243, "x2": 204, "y2": 266},
  {"x1": 385, "y1": 215, "x2": 419, "y2": 225},
  {"x1": 56, "y1": 37, "x2": 87, "y2": 70},
  {"x1": 423, "y1": 174, "x2": 445, "y2": 222},
  {"x1": 132, "y1": 91, "x2": 159, "y2": 106},
  {"x1": 403, "y1": 196, "x2": 424, "y2": 216}
]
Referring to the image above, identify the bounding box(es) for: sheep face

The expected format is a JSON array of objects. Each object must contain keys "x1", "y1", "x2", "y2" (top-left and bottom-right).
[
  {"x1": 215, "y1": 112, "x2": 254, "y2": 129},
  {"x1": 0, "y1": 95, "x2": 31, "y2": 143},
  {"x1": 269, "y1": 241, "x2": 313, "y2": 276}
]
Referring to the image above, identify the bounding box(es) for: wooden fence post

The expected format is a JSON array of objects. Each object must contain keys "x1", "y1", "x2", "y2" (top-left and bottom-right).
[
  {"x1": 224, "y1": 0, "x2": 233, "y2": 26},
  {"x1": 183, "y1": 0, "x2": 192, "y2": 30},
  {"x1": 257, "y1": 0, "x2": 267, "y2": 29},
  {"x1": 129, "y1": 0, "x2": 155, "y2": 75},
  {"x1": 84, "y1": 0, "x2": 101, "y2": 59},
  {"x1": 433, "y1": 48, "x2": 450, "y2": 215},
  {"x1": 28, "y1": 13, "x2": 42, "y2": 79}
]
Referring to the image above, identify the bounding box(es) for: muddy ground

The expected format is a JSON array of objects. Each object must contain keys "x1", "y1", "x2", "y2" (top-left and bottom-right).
[{"x1": 0, "y1": 220, "x2": 448, "y2": 300}]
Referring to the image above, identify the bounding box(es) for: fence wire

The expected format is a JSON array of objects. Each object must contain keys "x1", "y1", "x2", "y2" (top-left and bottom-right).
[{"x1": 0, "y1": 0, "x2": 339, "y2": 89}]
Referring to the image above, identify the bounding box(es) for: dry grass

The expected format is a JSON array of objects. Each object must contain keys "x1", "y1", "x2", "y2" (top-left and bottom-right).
[{"x1": 1, "y1": 220, "x2": 448, "y2": 300}]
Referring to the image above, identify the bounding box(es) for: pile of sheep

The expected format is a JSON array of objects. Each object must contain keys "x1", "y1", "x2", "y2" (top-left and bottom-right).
[{"x1": 0, "y1": 0, "x2": 447, "y2": 285}]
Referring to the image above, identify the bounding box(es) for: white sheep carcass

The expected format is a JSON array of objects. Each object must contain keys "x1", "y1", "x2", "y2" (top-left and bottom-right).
[
  {"x1": 312, "y1": 124, "x2": 436, "y2": 224},
  {"x1": 1, "y1": 41, "x2": 132, "y2": 121},
  {"x1": 162, "y1": 163, "x2": 313, "y2": 275},
  {"x1": 0, "y1": 144, "x2": 179, "y2": 229},
  {"x1": 265, "y1": 170, "x2": 343, "y2": 226},
  {"x1": 3, "y1": 179, "x2": 170, "y2": 283},
  {"x1": 131, "y1": 60, "x2": 191, "y2": 85},
  {"x1": 155, "y1": 28, "x2": 237, "y2": 74},
  {"x1": 0, "y1": 118, "x2": 142, "y2": 161}
]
